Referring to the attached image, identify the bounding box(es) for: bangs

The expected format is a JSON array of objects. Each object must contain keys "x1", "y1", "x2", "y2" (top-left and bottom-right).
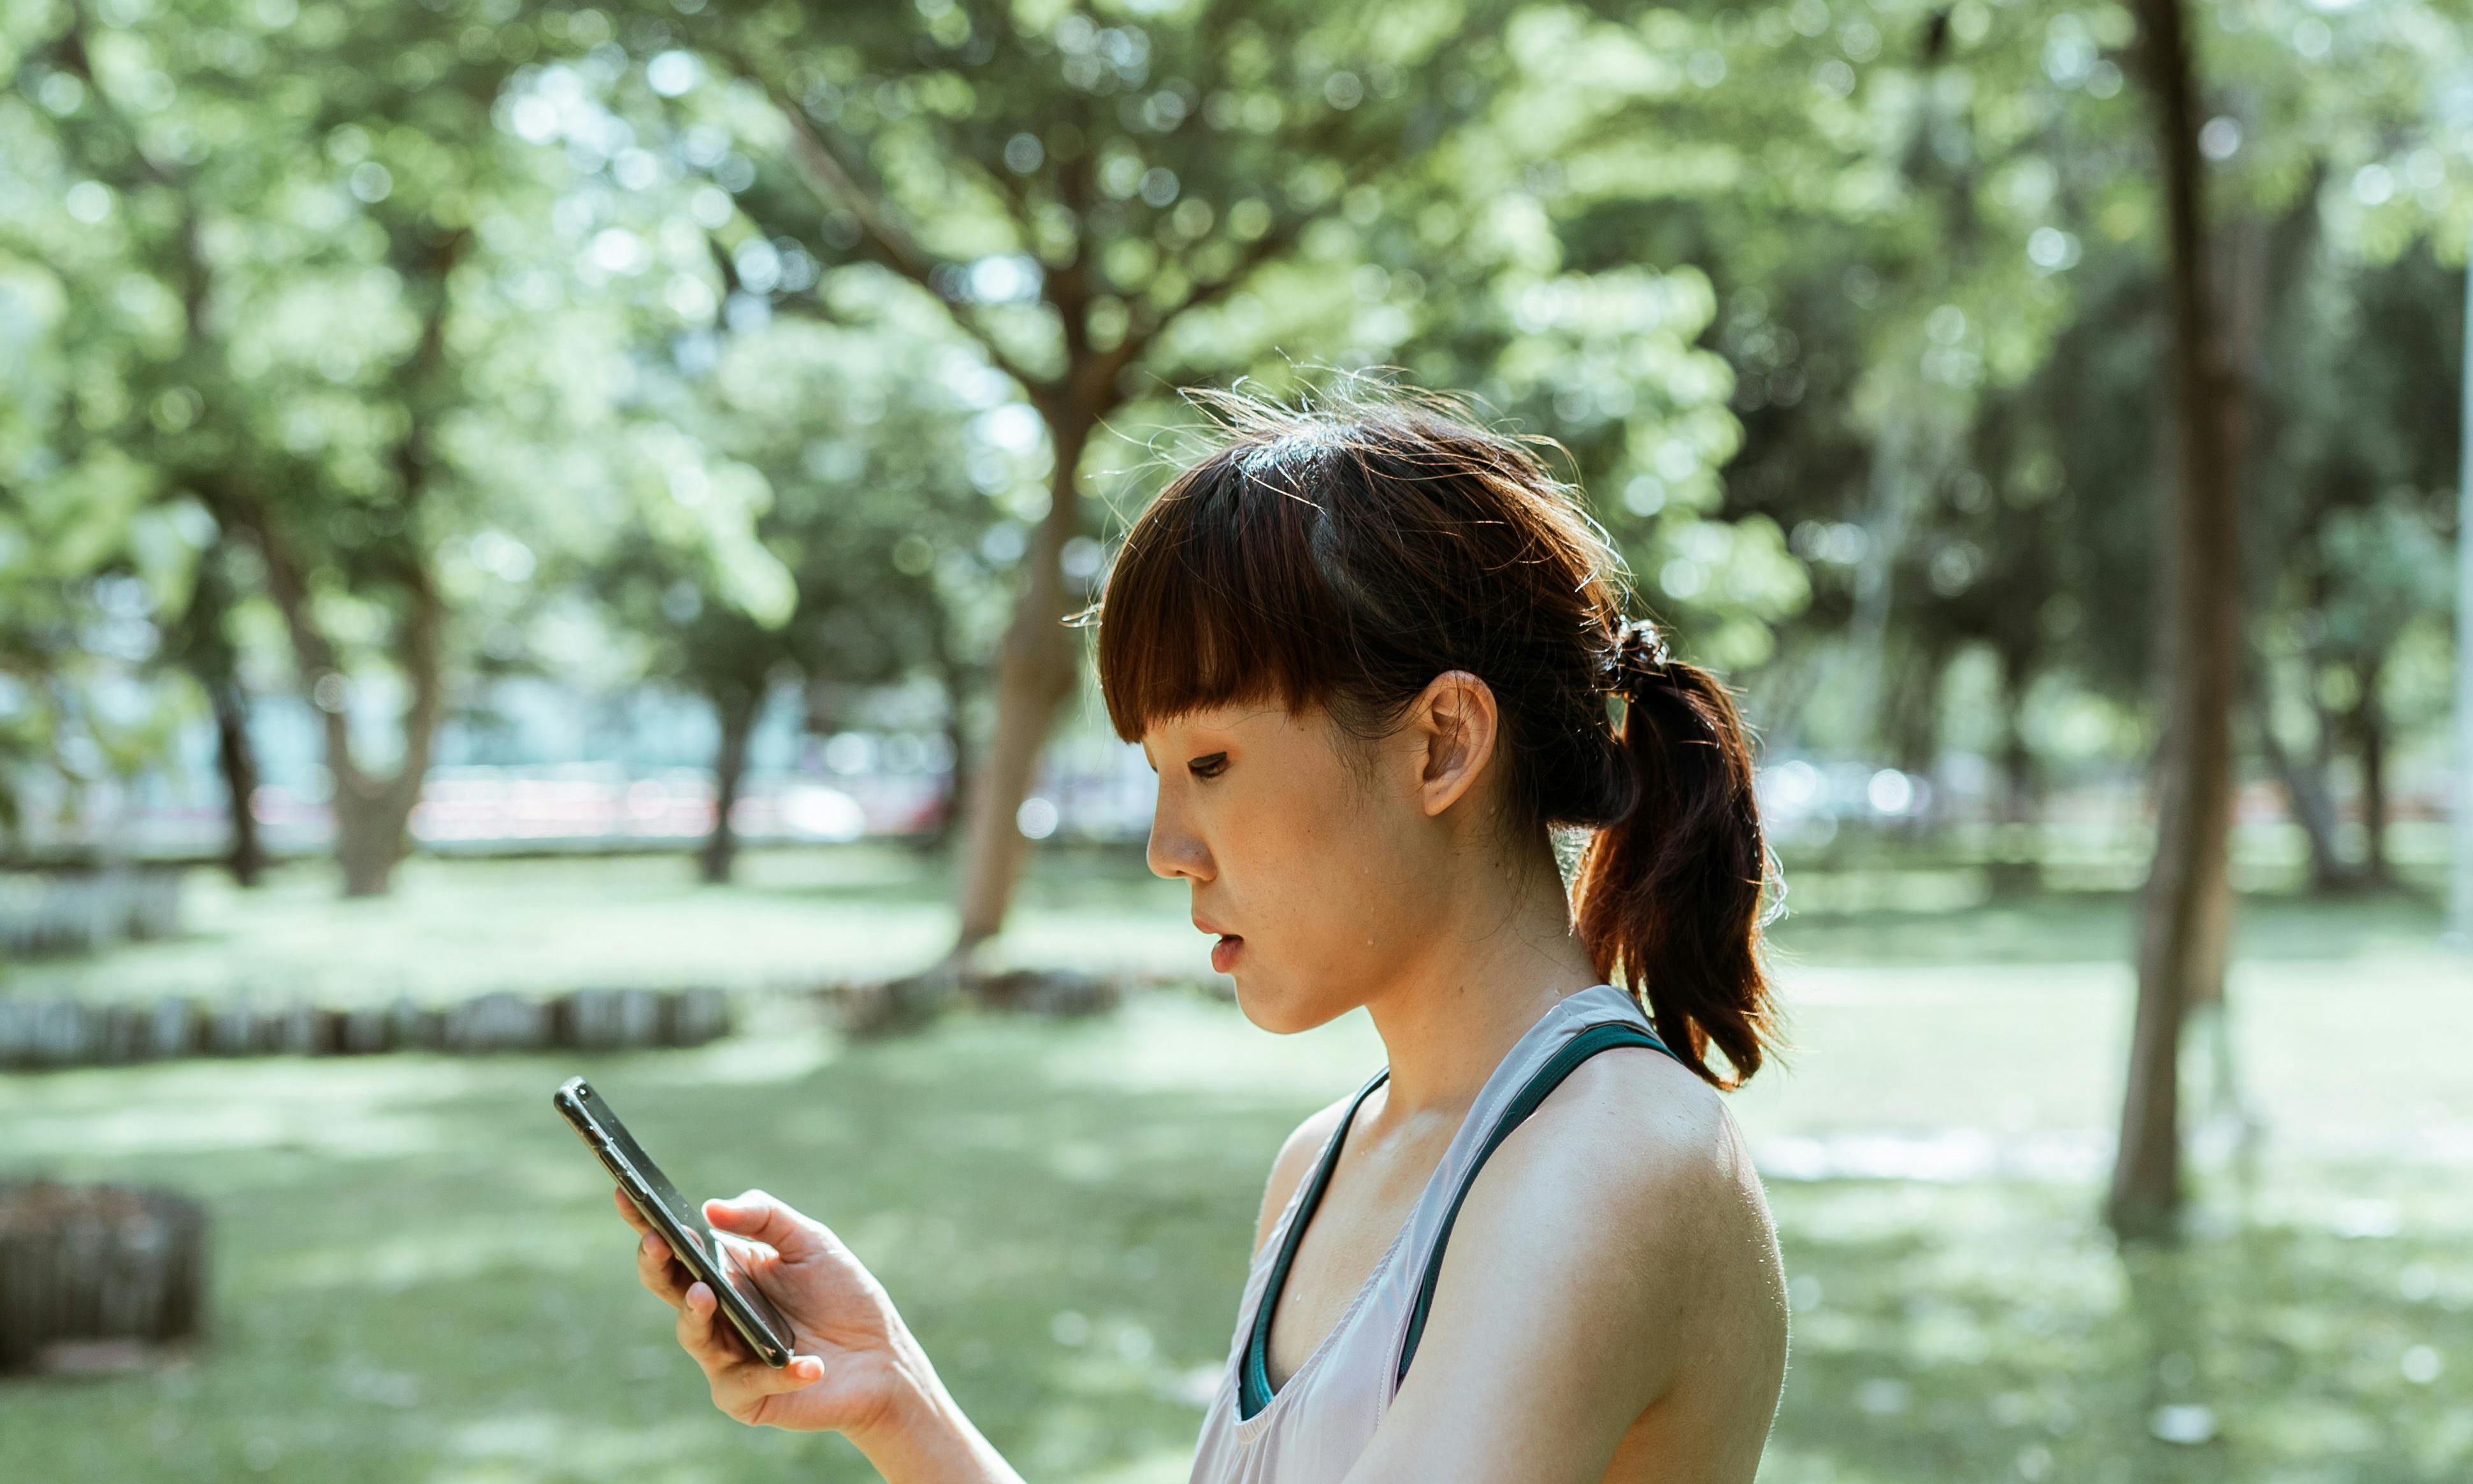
[
  {"x1": 1094, "y1": 433, "x2": 1354, "y2": 741},
  {"x1": 1092, "y1": 386, "x2": 1598, "y2": 744}
]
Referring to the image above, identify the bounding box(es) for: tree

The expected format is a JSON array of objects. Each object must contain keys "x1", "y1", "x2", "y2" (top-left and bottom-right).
[
  {"x1": 13, "y1": 0, "x2": 514, "y2": 894},
  {"x1": 2107, "y1": 0, "x2": 2242, "y2": 1241},
  {"x1": 2247, "y1": 245, "x2": 2464, "y2": 889},
  {"x1": 1494, "y1": 0, "x2": 2140, "y2": 772},
  {"x1": 589, "y1": 0, "x2": 1543, "y2": 960},
  {"x1": 6, "y1": 0, "x2": 792, "y2": 894},
  {"x1": 157, "y1": 539, "x2": 265, "y2": 885},
  {"x1": 586, "y1": 290, "x2": 1006, "y2": 882},
  {"x1": 0, "y1": 508, "x2": 197, "y2": 861}
]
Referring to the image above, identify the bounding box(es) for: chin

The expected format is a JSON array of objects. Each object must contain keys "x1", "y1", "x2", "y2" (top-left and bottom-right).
[{"x1": 1230, "y1": 968, "x2": 1352, "y2": 1036}]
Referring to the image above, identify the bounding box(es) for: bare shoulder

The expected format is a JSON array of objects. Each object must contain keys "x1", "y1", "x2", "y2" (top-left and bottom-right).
[
  {"x1": 1251, "y1": 1089, "x2": 1363, "y2": 1257},
  {"x1": 1520, "y1": 1045, "x2": 1764, "y2": 1223},
  {"x1": 1404, "y1": 1044, "x2": 1785, "y2": 1464},
  {"x1": 1457, "y1": 1042, "x2": 1785, "y2": 1366},
  {"x1": 1360, "y1": 1044, "x2": 1785, "y2": 1480}
]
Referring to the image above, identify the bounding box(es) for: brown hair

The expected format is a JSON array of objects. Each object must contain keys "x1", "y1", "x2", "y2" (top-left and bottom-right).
[{"x1": 1093, "y1": 383, "x2": 1776, "y2": 1087}]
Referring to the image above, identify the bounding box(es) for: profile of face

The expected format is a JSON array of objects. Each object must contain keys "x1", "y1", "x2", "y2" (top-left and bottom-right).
[{"x1": 1140, "y1": 677, "x2": 1504, "y2": 1034}]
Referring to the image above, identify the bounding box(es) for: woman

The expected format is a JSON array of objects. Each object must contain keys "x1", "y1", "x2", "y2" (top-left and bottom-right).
[{"x1": 615, "y1": 387, "x2": 1790, "y2": 1483}]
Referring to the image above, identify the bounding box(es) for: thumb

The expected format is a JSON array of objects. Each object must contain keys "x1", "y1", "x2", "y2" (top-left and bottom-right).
[{"x1": 704, "y1": 1189, "x2": 825, "y2": 1258}]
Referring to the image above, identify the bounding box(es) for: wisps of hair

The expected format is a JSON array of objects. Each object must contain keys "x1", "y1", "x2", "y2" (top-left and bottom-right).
[{"x1": 1092, "y1": 374, "x2": 1776, "y2": 1087}]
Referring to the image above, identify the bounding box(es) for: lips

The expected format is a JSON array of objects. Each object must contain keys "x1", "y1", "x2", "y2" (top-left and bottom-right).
[{"x1": 1195, "y1": 916, "x2": 1243, "y2": 974}]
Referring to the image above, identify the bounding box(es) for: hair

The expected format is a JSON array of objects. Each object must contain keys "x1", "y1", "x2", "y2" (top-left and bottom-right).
[{"x1": 1092, "y1": 380, "x2": 1777, "y2": 1088}]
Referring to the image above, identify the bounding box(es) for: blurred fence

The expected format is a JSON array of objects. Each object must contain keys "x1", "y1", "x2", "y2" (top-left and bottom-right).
[{"x1": 13, "y1": 737, "x2": 2451, "y2": 868}]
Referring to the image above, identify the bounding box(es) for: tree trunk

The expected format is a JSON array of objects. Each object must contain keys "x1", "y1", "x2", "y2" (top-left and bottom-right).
[
  {"x1": 1998, "y1": 656, "x2": 2035, "y2": 826},
  {"x1": 1884, "y1": 640, "x2": 1945, "y2": 782},
  {"x1": 334, "y1": 793, "x2": 406, "y2": 899},
  {"x1": 2110, "y1": 0, "x2": 2244, "y2": 1243},
  {"x1": 1988, "y1": 644, "x2": 2042, "y2": 896},
  {"x1": 930, "y1": 644, "x2": 972, "y2": 852},
  {"x1": 1849, "y1": 412, "x2": 1917, "y2": 756},
  {"x1": 225, "y1": 486, "x2": 447, "y2": 907},
  {"x1": 2246, "y1": 652, "x2": 2351, "y2": 892},
  {"x1": 2227, "y1": 193, "x2": 2342, "y2": 895},
  {"x1": 700, "y1": 686, "x2": 760, "y2": 886},
  {"x1": 950, "y1": 407, "x2": 1097, "y2": 954},
  {"x1": 2352, "y1": 658, "x2": 2390, "y2": 884},
  {"x1": 314, "y1": 710, "x2": 432, "y2": 901},
  {"x1": 0, "y1": 1181, "x2": 207, "y2": 1372},
  {"x1": 207, "y1": 679, "x2": 265, "y2": 888},
  {"x1": 204, "y1": 230, "x2": 461, "y2": 902},
  {"x1": 322, "y1": 563, "x2": 445, "y2": 900}
]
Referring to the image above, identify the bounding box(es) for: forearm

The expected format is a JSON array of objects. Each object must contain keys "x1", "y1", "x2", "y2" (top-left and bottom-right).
[{"x1": 844, "y1": 1345, "x2": 1028, "y2": 1484}]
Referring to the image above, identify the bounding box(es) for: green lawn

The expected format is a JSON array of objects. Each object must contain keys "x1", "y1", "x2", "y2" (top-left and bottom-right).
[
  {"x1": 3, "y1": 849, "x2": 2470, "y2": 1483},
  {"x1": 1, "y1": 846, "x2": 1206, "y2": 1005}
]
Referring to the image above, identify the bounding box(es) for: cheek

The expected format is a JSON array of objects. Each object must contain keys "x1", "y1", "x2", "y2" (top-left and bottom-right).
[{"x1": 1227, "y1": 784, "x2": 1419, "y2": 974}]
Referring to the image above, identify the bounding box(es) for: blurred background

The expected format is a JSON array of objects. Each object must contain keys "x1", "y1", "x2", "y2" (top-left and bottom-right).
[{"x1": 3, "y1": 0, "x2": 2470, "y2": 1478}]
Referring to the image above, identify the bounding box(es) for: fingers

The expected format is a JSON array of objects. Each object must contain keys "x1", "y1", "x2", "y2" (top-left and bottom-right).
[
  {"x1": 704, "y1": 1189, "x2": 826, "y2": 1261},
  {"x1": 675, "y1": 1281, "x2": 745, "y2": 1363},
  {"x1": 612, "y1": 1186, "x2": 652, "y2": 1234},
  {"x1": 618, "y1": 1188, "x2": 691, "y2": 1308},
  {"x1": 676, "y1": 1283, "x2": 823, "y2": 1417},
  {"x1": 637, "y1": 1228, "x2": 691, "y2": 1308},
  {"x1": 719, "y1": 1353, "x2": 828, "y2": 1415}
]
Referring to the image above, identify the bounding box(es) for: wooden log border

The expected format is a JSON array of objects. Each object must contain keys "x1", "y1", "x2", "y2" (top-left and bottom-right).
[
  {"x1": 0, "y1": 987, "x2": 733, "y2": 1070},
  {"x1": 0, "y1": 867, "x2": 185, "y2": 961},
  {"x1": 817, "y1": 968, "x2": 1234, "y2": 1036}
]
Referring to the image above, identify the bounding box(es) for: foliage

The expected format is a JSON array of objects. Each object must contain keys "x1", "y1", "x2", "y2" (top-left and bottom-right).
[
  {"x1": 0, "y1": 0, "x2": 803, "y2": 886},
  {"x1": 3, "y1": 0, "x2": 2471, "y2": 880}
]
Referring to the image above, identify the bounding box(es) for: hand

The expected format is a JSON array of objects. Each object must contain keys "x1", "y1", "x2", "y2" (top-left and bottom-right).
[{"x1": 614, "y1": 1186, "x2": 931, "y2": 1439}]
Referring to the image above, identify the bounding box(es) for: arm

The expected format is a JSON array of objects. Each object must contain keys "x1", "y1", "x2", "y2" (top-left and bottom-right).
[
  {"x1": 1339, "y1": 1056, "x2": 1787, "y2": 1484},
  {"x1": 612, "y1": 1090, "x2": 1360, "y2": 1481},
  {"x1": 616, "y1": 1188, "x2": 1026, "y2": 1484}
]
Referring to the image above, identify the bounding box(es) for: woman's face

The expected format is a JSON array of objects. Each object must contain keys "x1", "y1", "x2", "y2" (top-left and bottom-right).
[{"x1": 1141, "y1": 698, "x2": 1471, "y2": 1034}]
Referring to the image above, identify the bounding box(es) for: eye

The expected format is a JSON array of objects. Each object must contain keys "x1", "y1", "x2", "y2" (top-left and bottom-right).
[{"x1": 1187, "y1": 752, "x2": 1229, "y2": 780}]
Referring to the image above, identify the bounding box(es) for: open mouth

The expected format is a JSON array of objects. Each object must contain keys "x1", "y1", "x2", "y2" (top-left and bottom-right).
[{"x1": 1209, "y1": 934, "x2": 1244, "y2": 974}]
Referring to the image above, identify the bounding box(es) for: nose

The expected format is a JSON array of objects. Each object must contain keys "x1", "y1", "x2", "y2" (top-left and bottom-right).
[{"x1": 1146, "y1": 791, "x2": 1213, "y2": 883}]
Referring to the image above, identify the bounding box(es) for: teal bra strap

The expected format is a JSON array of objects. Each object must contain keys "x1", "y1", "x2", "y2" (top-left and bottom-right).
[
  {"x1": 1392, "y1": 1021, "x2": 1678, "y2": 1390},
  {"x1": 1239, "y1": 1069, "x2": 1391, "y2": 1420}
]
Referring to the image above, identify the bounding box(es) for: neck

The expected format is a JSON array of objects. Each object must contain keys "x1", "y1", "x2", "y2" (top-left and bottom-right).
[{"x1": 1359, "y1": 828, "x2": 1601, "y2": 1119}]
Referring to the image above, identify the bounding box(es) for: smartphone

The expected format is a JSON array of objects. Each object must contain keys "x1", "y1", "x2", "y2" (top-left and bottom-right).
[{"x1": 553, "y1": 1076, "x2": 797, "y2": 1368}]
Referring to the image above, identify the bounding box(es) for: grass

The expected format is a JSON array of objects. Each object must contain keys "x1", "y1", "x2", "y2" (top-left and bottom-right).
[
  {"x1": 3, "y1": 847, "x2": 2471, "y2": 1483},
  {"x1": 0, "y1": 846, "x2": 1202, "y2": 1005}
]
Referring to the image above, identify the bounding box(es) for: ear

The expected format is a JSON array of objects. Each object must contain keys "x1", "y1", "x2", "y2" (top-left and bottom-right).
[{"x1": 1408, "y1": 670, "x2": 1501, "y2": 819}]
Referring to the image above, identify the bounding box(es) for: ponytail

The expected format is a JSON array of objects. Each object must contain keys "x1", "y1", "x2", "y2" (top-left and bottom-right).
[{"x1": 1571, "y1": 628, "x2": 1775, "y2": 1088}]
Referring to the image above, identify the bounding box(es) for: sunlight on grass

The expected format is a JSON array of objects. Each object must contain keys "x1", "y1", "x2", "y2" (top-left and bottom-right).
[{"x1": 4, "y1": 858, "x2": 2470, "y2": 1481}]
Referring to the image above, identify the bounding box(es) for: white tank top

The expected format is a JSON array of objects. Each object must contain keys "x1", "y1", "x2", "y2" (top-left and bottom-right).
[{"x1": 1185, "y1": 983, "x2": 1678, "y2": 1484}]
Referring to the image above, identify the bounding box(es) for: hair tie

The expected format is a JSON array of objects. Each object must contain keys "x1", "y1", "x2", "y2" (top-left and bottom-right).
[{"x1": 1601, "y1": 617, "x2": 1671, "y2": 696}]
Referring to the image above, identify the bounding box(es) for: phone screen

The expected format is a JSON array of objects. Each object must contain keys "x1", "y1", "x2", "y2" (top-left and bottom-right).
[{"x1": 555, "y1": 1077, "x2": 796, "y2": 1365}]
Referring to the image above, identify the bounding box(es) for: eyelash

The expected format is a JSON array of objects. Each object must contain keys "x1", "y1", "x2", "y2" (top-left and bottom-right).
[{"x1": 1188, "y1": 753, "x2": 1229, "y2": 780}]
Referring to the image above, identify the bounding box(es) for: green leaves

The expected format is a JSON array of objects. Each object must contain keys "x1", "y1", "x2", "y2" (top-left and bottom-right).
[{"x1": 0, "y1": 0, "x2": 2466, "y2": 855}]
